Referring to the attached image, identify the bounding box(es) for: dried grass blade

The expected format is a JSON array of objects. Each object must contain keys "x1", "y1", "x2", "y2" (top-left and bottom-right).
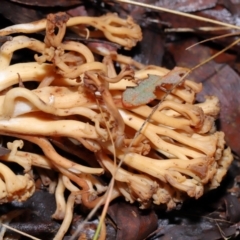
[
  {"x1": 1, "y1": 223, "x2": 41, "y2": 240},
  {"x1": 112, "y1": 0, "x2": 240, "y2": 30}
]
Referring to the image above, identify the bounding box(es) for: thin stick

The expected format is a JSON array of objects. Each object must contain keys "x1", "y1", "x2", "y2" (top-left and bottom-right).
[
  {"x1": 165, "y1": 26, "x2": 235, "y2": 32},
  {"x1": 93, "y1": 99, "x2": 117, "y2": 240},
  {"x1": 1, "y1": 223, "x2": 41, "y2": 240},
  {"x1": 112, "y1": 0, "x2": 240, "y2": 30},
  {"x1": 190, "y1": 38, "x2": 240, "y2": 70},
  {"x1": 69, "y1": 197, "x2": 105, "y2": 240},
  {"x1": 70, "y1": 99, "x2": 117, "y2": 240},
  {"x1": 186, "y1": 32, "x2": 240, "y2": 50}
]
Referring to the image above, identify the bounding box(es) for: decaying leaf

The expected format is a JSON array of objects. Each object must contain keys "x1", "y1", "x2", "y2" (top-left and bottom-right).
[
  {"x1": 154, "y1": 223, "x2": 236, "y2": 240},
  {"x1": 122, "y1": 67, "x2": 188, "y2": 107},
  {"x1": 158, "y1": 66, "x2": 189, "y2": 86},
  {"x1": 0, "y1": 0, "x2": 44, "y2": 24},
  {"x1": 224, "y1": 194, "x2": 240, "y2": 223},
  {"x1": 9, "y1": 0, "x2": 82, "y2": 7},
  {"x1": 155, "y1": 0, "x2": 217, "y2": 12},
  {"x1": 107, "y1": 201, "x2": 158, "y2": 240}
]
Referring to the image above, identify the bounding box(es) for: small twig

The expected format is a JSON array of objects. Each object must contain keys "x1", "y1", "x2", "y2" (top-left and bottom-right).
[
  {"x1": 69, "y1": 197, "x2": 105, "y2": 240},
  {"x1": 189, "y1": 38, "x2": 240, "y2": 68},
  {"x1": 1, "y1": 223, "x2": 41, "y2": 240},
  {"x1": 93, "y1": 98, "x2": 117, "y2": 240},
  {"x1": 165, "y1": 26, "x2": 234, "y2": 32},
  {"x1": 143, "y1": 227, "x2": 163, "y2": 240},
  {"x1": 71, "y1": 98, "x2": 117, "y2": 240},
  {"x1": 215, "y1": 221, "x2": 232, "y2": 240},
  {"x1": 186, "y1": 32, "x2": 240, "y2": 50},
  {"x1": 180, "y1": 212, "x2": 233, "y2": 224}
]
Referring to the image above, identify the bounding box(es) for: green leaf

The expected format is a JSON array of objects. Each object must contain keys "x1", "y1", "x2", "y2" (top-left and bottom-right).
[
  {"x1": 122, "y1": 67, "x2": 188, "y2": 107},
  {"x1": 122, "y1": 75, "x2": 160, "y2": 108}
]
